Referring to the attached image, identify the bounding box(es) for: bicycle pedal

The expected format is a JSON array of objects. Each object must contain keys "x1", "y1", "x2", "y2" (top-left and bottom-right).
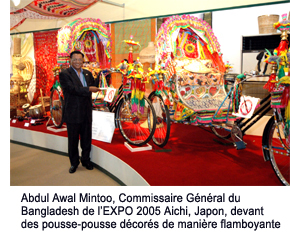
[{"x1": 234, "y1": 141, "x2": 246, "y2": 150}]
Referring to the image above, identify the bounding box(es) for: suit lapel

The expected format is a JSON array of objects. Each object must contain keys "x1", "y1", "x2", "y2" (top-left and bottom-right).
[{"x1": 83, "y1": 70, "x2": 90, "y2": 87}]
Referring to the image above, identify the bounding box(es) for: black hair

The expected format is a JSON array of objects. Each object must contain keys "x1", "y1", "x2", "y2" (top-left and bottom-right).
[{"x1": 70, "y1": 50, "x2": 84, "y2": 59}]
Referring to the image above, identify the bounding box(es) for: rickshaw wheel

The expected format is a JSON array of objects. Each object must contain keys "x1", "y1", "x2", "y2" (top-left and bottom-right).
[
  {"x1": 116, "y1": 96, "x2": 156, "y2": 146},
  {"x1": 149, "y1": 92, "x2": 171, "y2": 147},
  {"x1": 50, "y1": 88, "x2": 64, "y2": 128}
]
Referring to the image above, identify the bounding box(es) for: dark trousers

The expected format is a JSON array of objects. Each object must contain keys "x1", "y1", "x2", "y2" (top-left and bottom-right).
[{"x1": 66, "y1": 122, "x2": 92, "y2": 167}]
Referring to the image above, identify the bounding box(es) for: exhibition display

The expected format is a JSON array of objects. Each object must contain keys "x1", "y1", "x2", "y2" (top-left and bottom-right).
[{"x1": 9, "y1": 2, "x2": 290, "y2": 186}]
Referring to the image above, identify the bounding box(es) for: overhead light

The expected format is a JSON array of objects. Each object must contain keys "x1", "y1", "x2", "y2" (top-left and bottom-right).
[{"x1": 12, "y1": 0, "x2": 21, "y2": 7}]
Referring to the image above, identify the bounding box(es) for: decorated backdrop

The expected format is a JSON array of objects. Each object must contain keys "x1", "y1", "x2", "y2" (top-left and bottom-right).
[{"x1": 33, "y1": 30, "x2": 58, "y2": 103}]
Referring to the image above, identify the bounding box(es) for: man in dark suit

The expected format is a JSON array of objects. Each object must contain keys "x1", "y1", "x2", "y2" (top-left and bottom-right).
[{"x1": 59, "y1": 51, "x2": 100, "y2": 173}]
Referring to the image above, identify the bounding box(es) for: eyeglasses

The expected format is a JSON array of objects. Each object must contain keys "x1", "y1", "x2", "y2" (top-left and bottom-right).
[{"x1": 71, "y1": 59, "x2": 83, "y2": 62}]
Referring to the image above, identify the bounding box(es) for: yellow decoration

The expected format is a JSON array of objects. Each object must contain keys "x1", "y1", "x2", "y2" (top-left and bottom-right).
[
  {"x1": 185, "y1": 43, "x2": 195, "y2": 53},
  {"x1": 174, "y1": 102, "x2": 195, "y2": 121},
  {"x1": 124, "y1": 39, "x2": 140, "y2": 46},
  {"x1": 84, "y1": 39, "x2": 92, "y2": 48},
  {"x1": 198, "y1": 41, "x2": 205, "y2": 59},
  {"x1": 279, "y1": 76, "x2": 290, "y2": 85}
]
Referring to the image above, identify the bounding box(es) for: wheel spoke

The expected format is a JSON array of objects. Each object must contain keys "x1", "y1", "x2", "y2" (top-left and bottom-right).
[{"x1": 117, "y1": 96, "x2": 156, "y2": 146}]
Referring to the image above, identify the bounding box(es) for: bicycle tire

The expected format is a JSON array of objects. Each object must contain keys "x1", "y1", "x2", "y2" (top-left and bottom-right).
[
  {"x1": 262, "y1": 110, "x2": 290, "y2": 186},
  {"x1": 50, "y1": 88, "x2": 64, "y2": 128},
  {"x1": 116, "y1": 96, "x2": 156, "y2": 146},
  {"x1": 149, "y1": 92, "x2": 171, "y2": 147}
]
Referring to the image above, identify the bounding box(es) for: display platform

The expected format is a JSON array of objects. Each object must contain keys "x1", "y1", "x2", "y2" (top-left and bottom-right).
[{"x1": 10, "y1": 119, "x2": 282, "y2": 186}]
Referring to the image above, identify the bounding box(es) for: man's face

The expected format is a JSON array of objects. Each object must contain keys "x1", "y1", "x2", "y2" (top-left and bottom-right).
[{"x1": 70, "y1": 53, "x2": 84, "y2": 71}]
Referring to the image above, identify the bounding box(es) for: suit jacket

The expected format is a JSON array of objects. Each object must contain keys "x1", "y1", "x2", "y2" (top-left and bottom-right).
[{"x1": 59, "y1": 67, "x2": 95, "y2": 124}]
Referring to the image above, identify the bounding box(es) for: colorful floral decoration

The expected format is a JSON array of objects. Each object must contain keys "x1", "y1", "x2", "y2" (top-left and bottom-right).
[
  {"x1": 225, "y1": 61, "x2": 233, "y2": 73},
  {"x1": 57, "y1": 18, "x2": 112, "y2": 69},
  {"x1": 264, "y1": 13, "x2": 290, "y2": 137}
]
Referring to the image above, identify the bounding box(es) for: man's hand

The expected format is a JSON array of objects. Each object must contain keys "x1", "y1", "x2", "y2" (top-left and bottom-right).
[{"x1": 89, "y1": 86, "x2": 101, "y2": 92}]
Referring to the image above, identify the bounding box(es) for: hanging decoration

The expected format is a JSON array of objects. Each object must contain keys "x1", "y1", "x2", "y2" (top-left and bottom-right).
[
  {"x1": 10, "y1": 6, "x2": 57, "y2": 31},
  {"x1": 82, "y1": 32, "x2": 97, "y2": 62},
  {"x1": 33, "y1": 30, "x2": 58, "y2": 104},
  {"x1": 10, "y1": 0, "x2": 99, "y2": 30}
]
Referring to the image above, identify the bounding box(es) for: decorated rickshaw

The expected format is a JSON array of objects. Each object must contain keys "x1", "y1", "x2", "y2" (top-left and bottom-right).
[
  {"x1": 150, "y1": 14, "x2": 290, "y2": 185},
  {"x1": 147, "y1": 15, "x2": 241, "y2": 147},
  {"x1": 50, "y1": 17, "x2": 112, "y2": 128}
]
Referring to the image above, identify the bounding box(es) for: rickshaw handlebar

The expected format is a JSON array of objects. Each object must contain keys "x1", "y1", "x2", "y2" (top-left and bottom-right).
[
  {"x1": 225, "y1": 70, "x2": 259, "y2": 84},
  {"x1": 237, "y1": 70, "x2": 259, "y2": 84}
]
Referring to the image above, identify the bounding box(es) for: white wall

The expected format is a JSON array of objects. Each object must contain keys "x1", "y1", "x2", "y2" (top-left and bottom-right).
[{"x1": 213, "y1": 2, "x2": 290, "y2": 74}]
